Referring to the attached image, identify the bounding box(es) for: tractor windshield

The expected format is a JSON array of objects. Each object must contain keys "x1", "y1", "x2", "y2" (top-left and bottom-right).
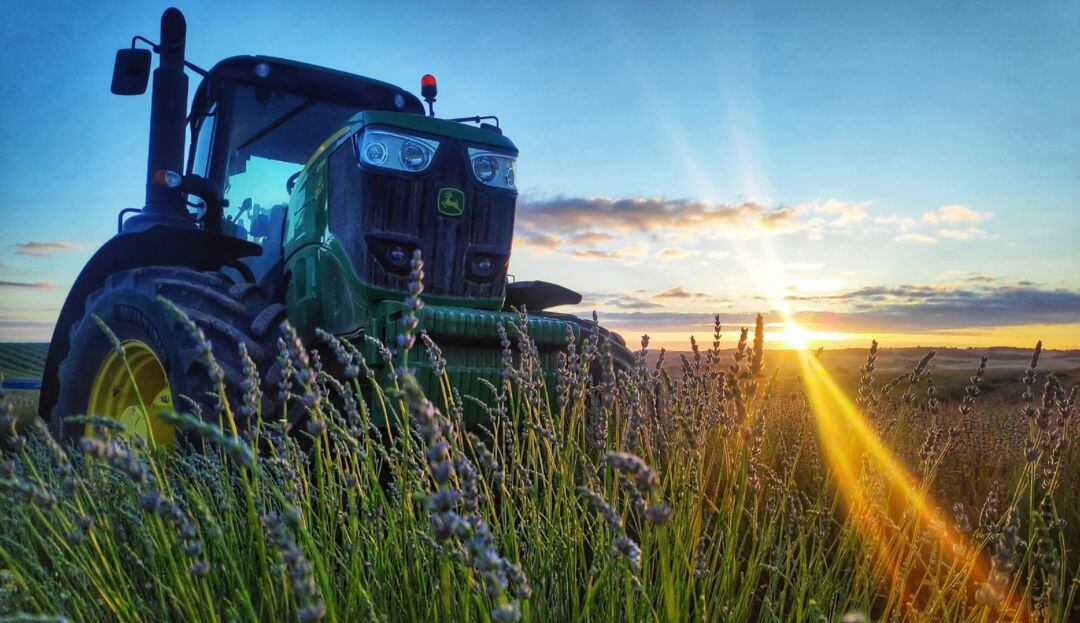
[{"x1": 218, "y1": 84, "x2": 360, "y2": 241}]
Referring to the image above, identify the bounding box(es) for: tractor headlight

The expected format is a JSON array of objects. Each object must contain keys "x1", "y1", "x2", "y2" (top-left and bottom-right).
[
  {"x1": 468, "y1": 148, "x2": 516, "y2": 190},
  {"x1": 473, "y1": 155, "x2": 498, "y2": 182},
  {"x1": 357, "y1": 128, "x2": 439, "y2": 173},
  {"x1": 400, "y1": 141, "x2": 430, "y2": 170}
]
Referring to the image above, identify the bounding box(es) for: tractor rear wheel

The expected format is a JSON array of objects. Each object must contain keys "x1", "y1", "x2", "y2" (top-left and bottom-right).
[{"x1": 51, "y1": 267, "x2": 286, "y2": 446}]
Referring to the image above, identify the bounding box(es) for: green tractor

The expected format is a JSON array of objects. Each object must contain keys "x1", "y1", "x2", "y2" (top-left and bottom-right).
[{"x1": 40, "y1": 8, "x2": 631, "y2": 445}]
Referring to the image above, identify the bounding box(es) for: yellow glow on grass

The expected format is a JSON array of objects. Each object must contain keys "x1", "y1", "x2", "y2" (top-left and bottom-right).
[{"x1": 795, "y1": 349, "x2": 1031, "y2": 619}]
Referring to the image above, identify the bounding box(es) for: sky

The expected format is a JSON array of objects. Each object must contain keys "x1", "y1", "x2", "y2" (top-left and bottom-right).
[{"x1": 1, "y1": 1, "x2": 1078, "y2": 349}]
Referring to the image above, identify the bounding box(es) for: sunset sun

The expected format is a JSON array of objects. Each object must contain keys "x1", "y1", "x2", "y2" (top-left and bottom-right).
[{"x1": 776, "y1": 321, "x2": 814, "y2": 350}]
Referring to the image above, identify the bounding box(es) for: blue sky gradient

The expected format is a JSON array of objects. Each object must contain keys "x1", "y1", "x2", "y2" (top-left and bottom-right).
[{"x1": 1, "y1": 1, "x2": 1078, "y2": 346}]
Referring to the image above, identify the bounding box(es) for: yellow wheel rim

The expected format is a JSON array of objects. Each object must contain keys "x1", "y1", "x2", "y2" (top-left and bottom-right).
[{"x1": 87, "y1": 340, "x2": 176, "y2": 448}]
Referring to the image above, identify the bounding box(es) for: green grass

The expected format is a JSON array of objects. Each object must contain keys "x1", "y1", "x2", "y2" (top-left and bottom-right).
[{"x1": 0, "y1": 312, "x2": 1077, "y2": 622}]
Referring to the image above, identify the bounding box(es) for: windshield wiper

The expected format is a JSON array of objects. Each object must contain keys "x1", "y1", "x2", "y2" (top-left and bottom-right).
[{"x1": 237, "y1": 98, "x2": 317, "y2": 152}]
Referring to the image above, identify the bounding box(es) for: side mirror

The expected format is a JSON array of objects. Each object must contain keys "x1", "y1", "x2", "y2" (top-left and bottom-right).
[{"x1": 111, "y1": 48, "x2": 152, "y2": 95}]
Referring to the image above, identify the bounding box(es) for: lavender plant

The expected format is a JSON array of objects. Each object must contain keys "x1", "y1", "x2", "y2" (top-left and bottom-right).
[{"x1": 0, "y1": 290, "x2": 1076, "y2": 622}]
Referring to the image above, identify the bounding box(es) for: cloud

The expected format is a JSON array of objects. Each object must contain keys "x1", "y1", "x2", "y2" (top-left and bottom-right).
[
  {"x1": 894, "y1": 233, "x2": 937, "y2": 244},
  {"x1": 570, "y1": 243, "x2": 648, "y2": 261},
  {"x1": 517, "y1": 196, "x2": 804, "y2": 240},
  {"x1": 787, "y1": 283, "x2": 970, "y2": 304},
  {"x1": 656, "y1": 247, "x2": 690, "y2": 260},
  {"x1": 0, "y1": 280, "x2": 55, "y2": 289},
  {"x1": 516, "y1": 231, "x2": 561, "y2": 250},
  {"x1": 576, "y1": 280, "x2": 1080, "y2": 335},
  {"x1": 568, "y1": 232, "x2": 614, "y2": 246},
  {"x1": 576, "y1": 286, "x2": 719, "y2": 313},
  {"x1": 571, "y1": 249, "x2": 621, "y2": 260},
  {"x1": 592, "y1": 284, "x2": 1080, "y2": 333},
  {"x1": 782, "y1": 282, "x2": 1080, "y2": 329},
  {"x1": 516, "y1": 195, "x2": 994, "y2": 264},
  {"x1": 580, "y1": 292, "x2": 663, "y2": 310},
  {"x1": 654, "y1": 286, "x2": 711, "y2": 299},
  {"x1": 806, "y1": 199, "x2": 870, "y2": 226},
  {"x1": 874, "y1": 205, "x2": 997, "y2": 244},
  {"x1": 14, "y1": 241, "x2": 80, "y2": 256},
  {"x1": 874, "y1": 215, "x2": 920, "y2": 232},
  {"x1": 937, "y1": 227, "x2": 993, "y2": 241},
  {"x1": 922, "y1": 204, "x2": 989, "y2": 225}
]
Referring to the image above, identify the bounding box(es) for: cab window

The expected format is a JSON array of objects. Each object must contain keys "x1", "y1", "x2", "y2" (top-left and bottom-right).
[
  {"x1": 219, "y1": 85, "x2": 359, "y2": 244},
  {"x1": 190, "y1": 104, "x2": 216, "y2": 179}
]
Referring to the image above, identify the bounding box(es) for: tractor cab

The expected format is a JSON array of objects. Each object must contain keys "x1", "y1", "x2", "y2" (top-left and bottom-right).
[
  {"x1": 183, "y1": 55, "x2": 523, "y2": 331},
  {"x1": 185, "y1": 56, "x2": 425, "y2": 284}
]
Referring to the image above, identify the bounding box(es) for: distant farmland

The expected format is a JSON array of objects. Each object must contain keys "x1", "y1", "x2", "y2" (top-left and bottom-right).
[{"x1": 0, "y1": 343, "x2": 47, "y2": 380}]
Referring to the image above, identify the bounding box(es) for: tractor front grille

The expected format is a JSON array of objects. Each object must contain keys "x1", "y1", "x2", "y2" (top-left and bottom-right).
[{"x1": 327, "y1": 134, "x2": 515, "y2": 302}]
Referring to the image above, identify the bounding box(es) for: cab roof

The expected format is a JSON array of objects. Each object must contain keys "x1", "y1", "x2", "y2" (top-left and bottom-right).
[{"x1": 191, "y1": 55, "x2": 425, "y2": 117}]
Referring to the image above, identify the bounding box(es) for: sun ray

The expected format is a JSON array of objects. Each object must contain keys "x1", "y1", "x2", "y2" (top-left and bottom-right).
[{"x1": 794, "y1": 347, "x2": 1032, "y2": 620}]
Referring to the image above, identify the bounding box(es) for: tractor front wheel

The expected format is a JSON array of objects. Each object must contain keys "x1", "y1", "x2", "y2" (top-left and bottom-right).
[{"x1": 51, "y1": 267, "x2": 286, "y2": 446}]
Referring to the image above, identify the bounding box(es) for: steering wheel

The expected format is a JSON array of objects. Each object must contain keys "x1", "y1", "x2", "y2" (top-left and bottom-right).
[{"x1": 286, "y1": 170, "x2": 302, "y2": 195}]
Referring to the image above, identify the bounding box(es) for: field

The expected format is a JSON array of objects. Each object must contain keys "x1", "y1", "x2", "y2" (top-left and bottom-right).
[
  {"x1": 0, "y1": 343, "x2": 47, "y2": 381},
  {"x1": 0, "y1": 315, "x2": 1077, "y2": 622}
]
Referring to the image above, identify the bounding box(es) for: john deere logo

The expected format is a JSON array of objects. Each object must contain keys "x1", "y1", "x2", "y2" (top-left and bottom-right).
[{"x1": 437, "y1": 187, "x2": 464, "y2": 216}]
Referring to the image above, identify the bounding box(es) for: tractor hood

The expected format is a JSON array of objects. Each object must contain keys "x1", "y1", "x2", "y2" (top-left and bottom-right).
[
  {"x1": 354, "y1": 110, "x2": 517, "y2": 151},
  {"x1": 283, "y1": 109, "x2": 520, "y2": 333},
  {"x1": 299, "y1": 110, "x2": 517, "y2": 174}
]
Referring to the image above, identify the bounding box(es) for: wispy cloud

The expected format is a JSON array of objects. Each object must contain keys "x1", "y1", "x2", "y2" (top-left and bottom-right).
[
  {"x1": 14, "y1": 241, "x2": 80, "y2": 256},
  {"x1": 937, "y1": 227, "x2": 993, "y2": 241},
  {"x1": 874, "y1": 215, "x2": 920, "y2": 232},
  {"x1": 570, "y1": 243, "x2": 648, "y2": 261},
  {"x1": 576, "y1": 286, "x2": 720, "y2": 311},
  {"x1": 580, "y1": 291, "x2": 663, "y2": 310},
  {"x1": 656, "y1": 247, "x2": 690, "y2": 259},
  {"x1": 873, "y1": 205, "x2": 996, "y2": 245},
  {"x1": 568, "y1": 232, "x2": 614, "y2": 246},
  {"x1": 0, "y1": 280, "x2": 55, "y2": 289},
  {"x1": 517, "y1": 196, "x2": 804, "y2": 243},
  {"x1": 784, "y1": 282, "x2": 1080, "y2": 329},
  {"x1": 805, "y1": 199, "x2": 870, "y2": 226},
  {"x1": 517, "y1": 231, "x2": 561, "y2": 250},
  {"x1": 577, "y1": 281, "x2": 1080, "y2": 334},
  {"x1": 894, "y1": 233, "x2": 938, "y2": 244},
  {"x1": 514, "y1": 195, "x2": 1000, "y2": 267},
  {"x1": 921, "y1": 204, "x2": 990, "y2": 225},
  {"x1": 654, "y1": 286, "x2": 712, "y2": 299}
]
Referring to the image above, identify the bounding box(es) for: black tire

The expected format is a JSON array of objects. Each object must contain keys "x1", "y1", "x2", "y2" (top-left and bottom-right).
[{"x1": 52, "y1": 267, "x2": 287, "y2": 441}]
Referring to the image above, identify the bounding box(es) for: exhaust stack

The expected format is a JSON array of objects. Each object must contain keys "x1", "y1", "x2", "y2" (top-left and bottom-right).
[{"x1": 123, "y1": 7, "x2": 193, "y2": 232}]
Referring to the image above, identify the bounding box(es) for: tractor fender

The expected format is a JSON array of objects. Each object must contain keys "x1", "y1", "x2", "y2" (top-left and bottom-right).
[{"x1": 38, "y1": 225, "x2": 261, "y2": 418}]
